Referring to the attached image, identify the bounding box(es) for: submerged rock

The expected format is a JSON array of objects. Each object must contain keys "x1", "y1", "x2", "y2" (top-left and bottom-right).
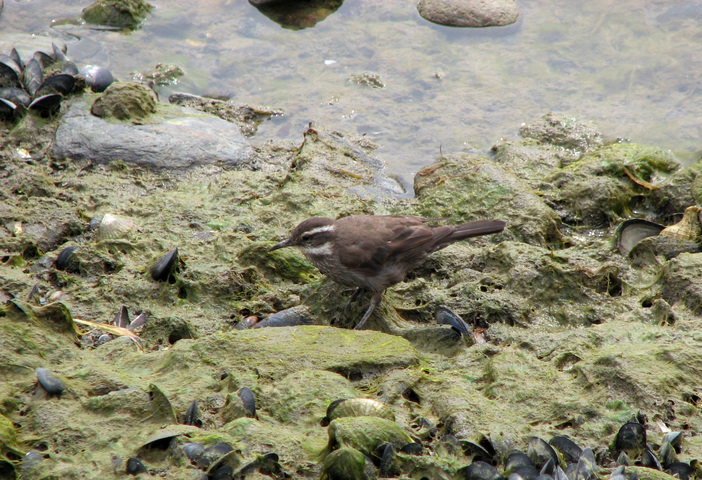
[{"x1": 82, "y1": 0, "x2": 153, "y2": 30}]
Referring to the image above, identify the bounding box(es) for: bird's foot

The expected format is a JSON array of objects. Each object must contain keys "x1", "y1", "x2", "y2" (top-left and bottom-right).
[
  {"x1": 343, "y1": 288, "x2": 365, "y2": 318},
  {"x1": 353, "y1": 292, "x2": 383, "y2": 330}
]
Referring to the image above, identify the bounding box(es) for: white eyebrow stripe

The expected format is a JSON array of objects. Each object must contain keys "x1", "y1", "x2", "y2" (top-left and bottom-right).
[
  {"x1": 306, "y1": 225, "x2": 335, "y2": 236},
  {"x1": 301, "y1": 242, "x2": 333, "y2": 256}
]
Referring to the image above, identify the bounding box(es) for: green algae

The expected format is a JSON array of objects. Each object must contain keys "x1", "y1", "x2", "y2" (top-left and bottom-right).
[
  {"x1": 322, "y1": 416, "x2": 413, "y2": 459},
  {"x1": 265, "y1": 370, "x2": 358, "y2": 426},
  {"x1": 3, "y1": 109, "x2": 702, "y2": 479},
  {"x1": 90, "y1": 82, "x2": 157, "y2": 121},
  {"x1": 82, "y1": 0, "x2": 153, "y2": 30}
]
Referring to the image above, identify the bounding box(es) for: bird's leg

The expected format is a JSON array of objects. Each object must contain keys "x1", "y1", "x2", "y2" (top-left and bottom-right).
[
  {"x1": 343, "y1": 288, "x2": 365, "y2": 317},
  {"x1": 354, "y1": 291, "x2": 383, "y2": 330}
]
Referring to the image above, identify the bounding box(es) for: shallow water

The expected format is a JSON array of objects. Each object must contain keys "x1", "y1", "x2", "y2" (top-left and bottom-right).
[{"x1": 1, "y1": 0, "x2": 700, "y2": 190}]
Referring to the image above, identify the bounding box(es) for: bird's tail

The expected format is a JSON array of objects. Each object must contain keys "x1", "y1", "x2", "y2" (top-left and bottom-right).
[{"x1": 451, "y1": 219, "x2": 506, "y2": 240}]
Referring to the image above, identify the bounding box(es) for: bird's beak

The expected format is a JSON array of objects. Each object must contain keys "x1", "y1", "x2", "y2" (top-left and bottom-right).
[{"x1": 269, "y1": 239, "x2": 289, "y2": 252}]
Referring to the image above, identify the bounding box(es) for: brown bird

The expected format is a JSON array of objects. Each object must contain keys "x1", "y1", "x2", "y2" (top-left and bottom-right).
[{"x1": 269, "y1": 215, "x2": 506, "y2": 329}]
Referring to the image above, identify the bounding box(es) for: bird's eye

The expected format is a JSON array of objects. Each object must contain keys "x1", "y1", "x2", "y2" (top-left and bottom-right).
[{"x1": 301, "y1": 234, "x2": 311, "y2": 242}]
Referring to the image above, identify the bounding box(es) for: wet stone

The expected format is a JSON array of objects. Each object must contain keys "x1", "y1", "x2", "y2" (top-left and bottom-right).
[
  {"x1": 418, "y1": 0, "x2": 519, "y2": 27},
  {"x1": 55, "y1": 97, "x2": 257, "y2": 170}
]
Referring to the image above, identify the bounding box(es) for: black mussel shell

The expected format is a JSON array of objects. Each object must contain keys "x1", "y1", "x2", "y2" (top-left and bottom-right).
[
  {"x1": 52, "y1": 43, "x2": 68, "y2": 62},
  {"x1": 113, "y1": 305, "x2": 130, "y2": 328},
  {"x1": 21, "y1": 450, "x2": 44, "y2": 478},
  {"x1": 540, "y1": 458, "x2": 556, "y2": 476},
  {"x1": 0, "y1": 54, "x2": 20, "y2": 76},
  {"x1": 29, "y1": 94, "x2": 62, "y2": 117},
  {"x1": 80, "y1": 65, "x2": 114, "y2": 92},
  {"x1": 238, "y1": 387, "x2": 256, "y2": 418},
  {"x1": 211, "y1": 465, "x2": 233, "y2": 480},
  {"x1": 0, "y1": 60, "x2": 20, "y2": 88},
  {"x1": 126, "y1": 457, "x2": 147, "y2": 475},
  {"x1": 60, "y1": 61, "x2": 80, "y2": 76},
  {"x1": 506, "y1": 452, "x2": 534, "y2": 474},
  {"x1": 549, "y1": 435, "x2": 582, "y2": 465},
  {"x1": 663, "y1": 431, "x2": 683, "y2": 453},
  {"x1": 36, "y1": 367, "x2": 64, "y2": 395},
  {"x1": 554, "y1": 466, "x2": 569, "y2": 480},
  {"x1": 437, "y1": 434, "x2": 462, "y2": 456},
  {"x1": 183, "y1": 442, "x2": 205, "y2": 462},
  {"x1": 127, "y1": 312, "x2": 147, "y2": 331},
  {"x1": 462, "y1": 437, "x2": 496, "y2": 463},
  {"x1": 666, "y1": 462, "x2": 694, "y2": 480},
  {"x1": 460, "y1": 461, "x2": 505, "y2": 480},
  {"x1": 23, "y1": 58, "x2": 43, "y2": 96},
  {"x1": 0, "y1": 97, "x2": 17, "y2": 121},
  {"x1": 184, "y1": 400, "x2": 201, "y2": 426},
  {"x1": 573, "y1": 448, "x2": 597, "y2": 480},
  {"x1": 615, "y1": 451, "x2": 631, "y2": 466},
  {"x1": 511, "y1": 465, "x2": 540, "y2": 480},
  {"x1": 10, "y1": 48, "x2": 22, "y2": 71},
  {"x1": 321, "y1": 398, "x2": 346, "y2": 426},
  {"x1": 56, "y1": 246, "x2": 79, "y2": 271},
  {"x1": 617, "y1": 219, "x2": 664, "y2": 255},
  {"x1": 37, "y1": 74, "x2": 75, "y2": 96},
  {"x1": 257, "y1": 453, "x2": 283, "y2": 477},
  {"x1": 608, "y1": 465, "x2": 627, "y2": 480},
  {"x1": 150, "y1": 247, "x2": 179, "y2": 282},
  {"x1": 205, "y1": 449, "x2": 241, "y2": 474},
  {"x1": 400, "y1": 442, "x2": 423, "y2": 455},
  {"x1": 253, "y1": 307, "x2": 314, "y2": 328},
  {"x1": 0, "y1": 86, "x2": 31, "y2": 107},
  {"x1": 436, "y1": 305, "x2": 472, "y2": 336},
  {"x1": 235, "y1": 452, "x2": 282, "y2": 478},
  {"x1": 33, "y1": 51, "x2": 55, "y2": 69},
  {"x1": 196, "y1": 443, "x2": 234, "y2": 470},
  {"x1": 641, "y1": 448, "x2": 661, "y2": 470},
  {"x1": 614, "y1": 422, "x2": 646, "y2": 456},
  {"x1": 528, "y1": 437, "x2": 560, "y2": 470},
  {"x1": 378, "y1": 443, "x2": 400, "y2": 477},
  {"x1": 660, "y1": 441, "x2": 678, "y2": 468}
]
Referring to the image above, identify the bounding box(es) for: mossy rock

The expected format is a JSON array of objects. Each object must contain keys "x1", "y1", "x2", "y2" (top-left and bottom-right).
[
  {"x1": 91, "y1": 82, "x2": 157, "y2": 120},
  {"x1": 414, "y1": 153, "x2": 562, "y2": 247},
  {"x1": 539, "y1": 143, "x2": 679, "y2": 226},
  {"x1": 82, "y1": 0, "x2": 153, "y2": 30}
]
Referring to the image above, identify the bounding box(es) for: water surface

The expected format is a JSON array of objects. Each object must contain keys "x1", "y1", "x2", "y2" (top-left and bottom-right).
[{"x1": 1, "y1": 0, "x2": 700, "y2": 189}]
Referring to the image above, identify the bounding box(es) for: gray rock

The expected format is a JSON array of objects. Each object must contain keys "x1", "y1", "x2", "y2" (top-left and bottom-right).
[
  {"x1": 418, "y1": 0, "x2": 519, "y2": 27},
  {"x1": 54, "y1": 98, "x2": 257, "y2": 171}
]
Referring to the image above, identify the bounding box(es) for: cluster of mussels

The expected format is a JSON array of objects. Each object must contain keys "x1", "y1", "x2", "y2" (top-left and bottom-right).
[
  {"x1": 129, "y1": 388, "x2": 290, "y2": 480},
  {"x1": 317, "y1": 401, "x2": 696, "y2": 480},
  {"x1": 0, "y1": 43, "x2": 113, "y2": 121}
]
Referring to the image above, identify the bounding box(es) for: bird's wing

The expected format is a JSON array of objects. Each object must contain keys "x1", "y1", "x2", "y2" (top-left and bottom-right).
[
  {"x1": 336, "y1": 216, "x2": 452, "y2": 274},
  {"x1": 387, "y1": 223, "x2": 454, "y2": 263}
]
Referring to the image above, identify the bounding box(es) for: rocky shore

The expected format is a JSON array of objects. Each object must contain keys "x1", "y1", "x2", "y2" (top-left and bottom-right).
[{"x1": 2, "y1": 72, "x2": 702, "y2": 480}]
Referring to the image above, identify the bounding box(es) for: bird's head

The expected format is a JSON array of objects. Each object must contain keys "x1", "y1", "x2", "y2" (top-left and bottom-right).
[{"x1": 269, "y1": 217, "x2": 336, "y2": 252}]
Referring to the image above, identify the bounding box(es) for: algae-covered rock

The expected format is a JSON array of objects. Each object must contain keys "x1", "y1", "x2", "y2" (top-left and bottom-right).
[
  {"x1": 0, "y1": 412, "x2": 22, "y2": 477},
  {"x1": 414, "y1": 153, "x2": 562, "y2": 246},
  {"x1": 320, "y1": 446, "x2": 369, "y2": 480},
  {"x1": 189, "y1": 325, "x2": 420, "y2": 380},
  {"x1": 82, "y1": 0, "x2": 153, "y2": 30},
  {"x1": 539, "y1": 143, "x2": 679, "y2": 226},
  {"x1": 649, "y1": 158, "x2": 702, "y2": 215},
  {"x1": 266, "y1": 370, "x2": 358, "y2": 425},
  {"x1": 660, "y1": 252, "x2": 702, "y2": 312},
  {"x1": 323, "y1": 416, "x2": 413, "y2": 458},
  {"x1": 519, "y1": 112, "x2": 604, "y2": 155},
  {"x1": 90, "y1": 82, "x2": 157, "y2": 120}
]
